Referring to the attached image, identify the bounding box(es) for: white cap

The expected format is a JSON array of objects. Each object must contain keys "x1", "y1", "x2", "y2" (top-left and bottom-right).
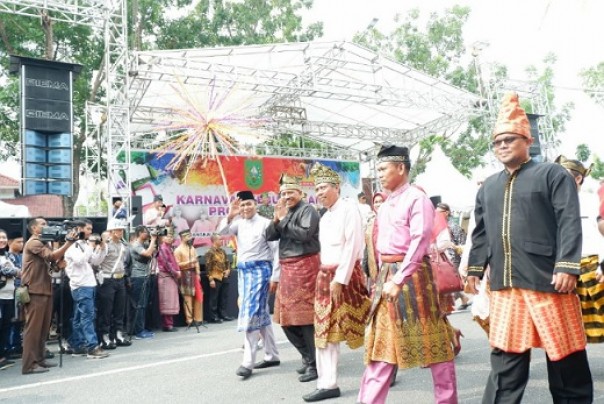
[{"x1": 106, "y1": 219, "x2": 127, "y2": 231}]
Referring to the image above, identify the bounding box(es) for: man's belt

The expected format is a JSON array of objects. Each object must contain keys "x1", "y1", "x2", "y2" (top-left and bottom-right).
[
  {"x1": 380, "y1": 254, "x2": 405, "y2": 263},
  {"x1": 103, "y1": 273, "x2": 125, "y2": 279}
]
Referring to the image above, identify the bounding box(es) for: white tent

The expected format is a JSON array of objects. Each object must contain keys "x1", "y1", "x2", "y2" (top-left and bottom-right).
[
  {"x1": 415, "y1": 146, "x2": 478, "y2": 211},
  {"x1": 0, "y1": 200, "x2": 30, "y2": 218}
]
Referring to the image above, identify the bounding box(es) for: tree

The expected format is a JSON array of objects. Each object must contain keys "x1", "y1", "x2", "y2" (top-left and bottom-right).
[
  {"x1": 581, "y1": 61, "x2": 604, "y2": 107},
  {"x1": 353, "y1": 7, "x2": 572, "y2": 178},
  {"x1": 590, "y1": 155, "x2": 604, "y2": 180},
  {"x1": 576, "y1": 143, "x2": 591, "y2": 162},
  {"x1": 0, "y1": 1, "x2": 322, "y2": 215}
]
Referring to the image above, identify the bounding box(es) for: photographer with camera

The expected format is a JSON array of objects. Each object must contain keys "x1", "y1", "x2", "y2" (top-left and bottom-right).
[
  {"x1": 63, "y1": 219, "x2": 108, "y2": 359},
  {"x1": 96, "y1": 220, "x2": 132, "y2": 349},
  {"x1": 129, "y1": 225, "x2": 158, "y2": 339},
  {"x1": 21, "y1": 217, "x2": 77, "y2": 375}
]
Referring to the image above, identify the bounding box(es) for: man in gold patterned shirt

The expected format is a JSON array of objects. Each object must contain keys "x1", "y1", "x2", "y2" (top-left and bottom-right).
[{"x1": 205, "y1": 234, "x2": 230, "y2": 323}]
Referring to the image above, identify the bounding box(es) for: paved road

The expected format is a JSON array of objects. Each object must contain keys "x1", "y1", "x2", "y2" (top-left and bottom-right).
[{"x1": 0, "y1": 311, "x2": 603, "y2": 403}]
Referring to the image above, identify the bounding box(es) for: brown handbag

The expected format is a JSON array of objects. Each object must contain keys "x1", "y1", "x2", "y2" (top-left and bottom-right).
[{"x1": 431, "y1": 251, "x2": 464, "y2": 294}]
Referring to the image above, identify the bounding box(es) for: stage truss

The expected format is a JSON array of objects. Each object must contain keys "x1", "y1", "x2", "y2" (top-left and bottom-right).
[{"x1": 129, "y1": 41, "x2": 481, "y2": 160}]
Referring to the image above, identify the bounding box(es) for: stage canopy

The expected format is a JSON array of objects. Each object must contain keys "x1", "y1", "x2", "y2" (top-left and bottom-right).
[{"x1": 128, "y1": 41, "x2": 480, "y2": 158}]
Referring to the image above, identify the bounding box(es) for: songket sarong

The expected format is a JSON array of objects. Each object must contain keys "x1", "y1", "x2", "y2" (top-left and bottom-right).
[
  {"x1": 575, "y1": 255, "x2": 604, "y2": 343},
  {"x1": 314, "y1": 261, "x2": 371, "y2": 349},
  {"x1": 489, "y1": 287, "x2": 587, "y2": 360},
  {"x1": 180, "y1": 270, "x2": 196, "y2": 296},
  {"x1": 364, "y1": 257, "x2": 454, "y2": 369},
  {"x1": 237, "y1": 260, "x2": 272, "y2": 332},
  {"x1": 274, "y1": 253, "x2": 319, "y2": 326},
  {"x1": 158, "y1": 272, "x2": 179, "y2": 315}
]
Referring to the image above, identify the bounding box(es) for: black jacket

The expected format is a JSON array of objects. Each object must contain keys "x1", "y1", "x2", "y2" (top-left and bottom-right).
[
  {"x1": 467, "y1": 159, "x2": 582, "y2": 292},
  {"x1": 266, "y1": 200, "x2": 320, "y2": 259}
]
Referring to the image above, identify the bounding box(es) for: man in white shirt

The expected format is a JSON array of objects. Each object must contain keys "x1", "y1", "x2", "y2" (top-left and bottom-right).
[
  {"x1": 144, "y1": 195, "x2": 169, "y2": 227},
  {"x1": 219, "y1": 190, "x2": 280, "y2": 380},
  {"x1": 64, "y1": 219, "x2": 108, "y2": 359},
  {"x1": 302, "y1": 163, "x2": 371, "y2": 402}
]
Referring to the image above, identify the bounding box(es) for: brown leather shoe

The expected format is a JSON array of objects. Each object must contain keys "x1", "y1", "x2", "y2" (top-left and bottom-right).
[{"x1": 23, "y1": 366, "x2": 49, "y2": 375}]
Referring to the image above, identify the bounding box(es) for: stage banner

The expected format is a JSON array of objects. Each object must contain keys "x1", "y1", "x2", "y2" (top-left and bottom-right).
[{"x1": 123, "y1": 151, "x2": 360, "y2": 247}]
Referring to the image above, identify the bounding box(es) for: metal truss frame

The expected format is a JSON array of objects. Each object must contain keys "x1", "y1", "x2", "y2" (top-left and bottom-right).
[
  {"x1": 0, "y1": 0, "x2": 130, "y2": 217},
  {"x1": 130, "y1": 41, "x2": 480, "y2": 155}
]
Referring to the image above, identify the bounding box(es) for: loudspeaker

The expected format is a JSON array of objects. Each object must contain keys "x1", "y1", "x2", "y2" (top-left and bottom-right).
[
  {"x1": 527, "y1": 113, "x2": 542, "y2": 157},
  {"x1": 130, "y1": 195, "x2": 142, "y2": 228}
]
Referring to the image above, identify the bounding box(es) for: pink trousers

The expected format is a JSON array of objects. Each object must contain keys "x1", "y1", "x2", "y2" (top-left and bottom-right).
[{"x1": 358, "y1": 360, "x2": 458, "y2": 404}]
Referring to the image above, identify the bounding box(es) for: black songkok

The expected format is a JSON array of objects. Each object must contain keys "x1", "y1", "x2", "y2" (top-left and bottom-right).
[
  {"x1": 237, "y1": 190, "x2": 255, "y2": 201},
  {"x1": 377, "y1": 144, "x2": 410, "y2": 163}
]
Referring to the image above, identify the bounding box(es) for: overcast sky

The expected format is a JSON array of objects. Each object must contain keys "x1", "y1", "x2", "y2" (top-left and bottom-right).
[{"x1": 305, "y1": 0, "x2": 604, "y2": 161}]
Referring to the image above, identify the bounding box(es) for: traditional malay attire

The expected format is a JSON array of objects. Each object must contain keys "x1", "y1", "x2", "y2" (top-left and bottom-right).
[
  {"x1": 218, "y1": 190, "x2": 280, "y2": 379},
  {"x1": 156, "y1": 232, "x2": 181, "y2": 331},
  {"x1": 467, "y1": 93, "x2": 593, "y2": 403},
  {"x1": 303, "y1": 163, "x2": 371, "y2": 402},
  {"x1": 358, "y1": 145, "x2": 457, "y2": 404},
  {"x1": 174, "y1": 230, "x2": 203, "y2": 326},
  {"x1": 266, "y1": 174, "x2": 321, "y2": 382},
  {"x1": 556, "y1": 155, "x2": 604, "y2": 343}
]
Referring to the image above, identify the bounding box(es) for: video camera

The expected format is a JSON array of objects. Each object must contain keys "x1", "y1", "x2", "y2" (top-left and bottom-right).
[
  {"x1": 147, "y1": 226, "x2": 168, "y2": 237},
  {"x1": 40, "y1": 220, "x2": 86, "y2": 243}
]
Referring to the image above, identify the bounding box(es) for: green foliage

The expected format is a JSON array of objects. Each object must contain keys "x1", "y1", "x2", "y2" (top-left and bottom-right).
[
  {"x1": 524, "y1": 53, "x2": 574, "y2": 147},
  {"x1": 581, "y1": 61, "x2": 604, "y2": 106},
  {"x1": 590, "y1": 154, "x2": 604, "y2": 180},
  {"x1": 155, "y1": 0, "x2": 323, "y2": 49},
  {"x1": 354, "y1": 6, "x2": 491, "y2": 178},
  {"x1": 575, "y1": 143, "x2": 591, "y2": 162}
]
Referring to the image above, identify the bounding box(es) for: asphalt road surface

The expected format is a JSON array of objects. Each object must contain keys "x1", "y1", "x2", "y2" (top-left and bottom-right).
[{"x1": 1, "y1": 310, "x2": 603, "y2": 403}]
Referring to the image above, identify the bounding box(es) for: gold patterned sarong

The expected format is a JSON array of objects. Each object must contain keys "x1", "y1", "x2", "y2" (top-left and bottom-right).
[
  {"x1": 489, "y1": 288, "x2": 587, "y2": 360},
  {"x1": 576, "y1": 255, "x2": 604, "y2": 343},
  {"x1": 364, "y1": 257, "x2": 454, "y2": 369},
  {"x1": 273, "y1": 253, "x2": 319, "y2": 326},
  {"x1": 314, "y1": 262, "x2": 371, "y2": 349}
]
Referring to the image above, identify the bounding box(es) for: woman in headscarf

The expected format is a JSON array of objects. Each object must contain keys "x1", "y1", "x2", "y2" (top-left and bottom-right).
[{"x1": 363, "y1": 192, "x2": 387, "y2": 289}]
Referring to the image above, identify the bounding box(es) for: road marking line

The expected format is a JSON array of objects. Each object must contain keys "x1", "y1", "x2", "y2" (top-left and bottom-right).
[{"x1": 0, "y1": 340, "x2": 289, "y2": 394}]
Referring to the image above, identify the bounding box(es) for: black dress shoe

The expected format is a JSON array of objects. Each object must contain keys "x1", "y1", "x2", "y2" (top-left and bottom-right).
[
  {"x1": 299, "y1": 368, "x2": 318, "y2": 382},
  {"x1": 162, "y1": 327, "x2": 178, "y2": 332},
  {"x1": 115, "y1": 338, "x2": 132, "y2": 347},
  {"x1": 101, "y1": 341, "x2": 117, "y2": 350},
  {"x1": 302, "y1": 388, "x2": 341, "y2": 402},
  {"x1": 39, "y1": 361, "x2": 58, "y2": 368},
  {"x1": 208, "y1": 318, "x2": 223, "y2": 324},
  {"x1": 220, "y1": 316, "x2": 235, "y2": 321},
  {"x1": 297, "y1": 364, "x2": 309, "y2": 375},
  {"x1": 236, "y1": 366, "x2": 252, "y2": 379},
  {"x1": 254, "y1": 360, "x2": 280, "y2": 369}
]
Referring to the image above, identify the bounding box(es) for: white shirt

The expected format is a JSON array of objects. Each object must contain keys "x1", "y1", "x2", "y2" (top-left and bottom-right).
[
  {"x1": 144, "y1": 207, "x2": 169, "y2": 227},
  {"x1": 579, "y1": 191, "x2": 604, "y2": 258},
  {"x1": 65, "y1": 240, "x2": 103, "y2": 289},
  {"x1": 320, "y1": 198, "x2": 364, "y2": 285},
  {"x1": 218, "y1": 213, "x2": 281, "y2": 281}
]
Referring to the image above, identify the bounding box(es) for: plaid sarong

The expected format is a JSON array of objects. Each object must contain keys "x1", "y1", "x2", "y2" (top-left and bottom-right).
[
  {"x1": 237, "y1": 260, "x2": 273, "y2": 332},
  {"x1": 489, "y1": 288, "x2": 587, "y2": 360}
]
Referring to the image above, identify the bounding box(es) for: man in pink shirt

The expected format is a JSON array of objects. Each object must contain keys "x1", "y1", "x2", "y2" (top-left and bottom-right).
[{"x1": 358, "y1": 145, "x2": 458, "y2": 404}]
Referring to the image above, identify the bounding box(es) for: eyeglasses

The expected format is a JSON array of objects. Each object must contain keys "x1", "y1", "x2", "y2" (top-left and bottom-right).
[{"x1": 491, "y1": 135, "x2": 523, "y2": 148}]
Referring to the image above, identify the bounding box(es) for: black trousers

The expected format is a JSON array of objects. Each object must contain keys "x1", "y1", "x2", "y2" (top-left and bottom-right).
[
  {"x1": 97, "y1": 278, "x2": 126, "y2": 337},
  {"x1": 217, "y1": 276, "x2": 230, "y2": 318},
  {"x1": 483, "y1": 348, "x2": 593, "y2": 404},
  {"x1": 207, "y1": 279, "x2": 223, "y2": 321},
  {"x1": 282, "y1": 324, "x2": 316, "y2": 369}
]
